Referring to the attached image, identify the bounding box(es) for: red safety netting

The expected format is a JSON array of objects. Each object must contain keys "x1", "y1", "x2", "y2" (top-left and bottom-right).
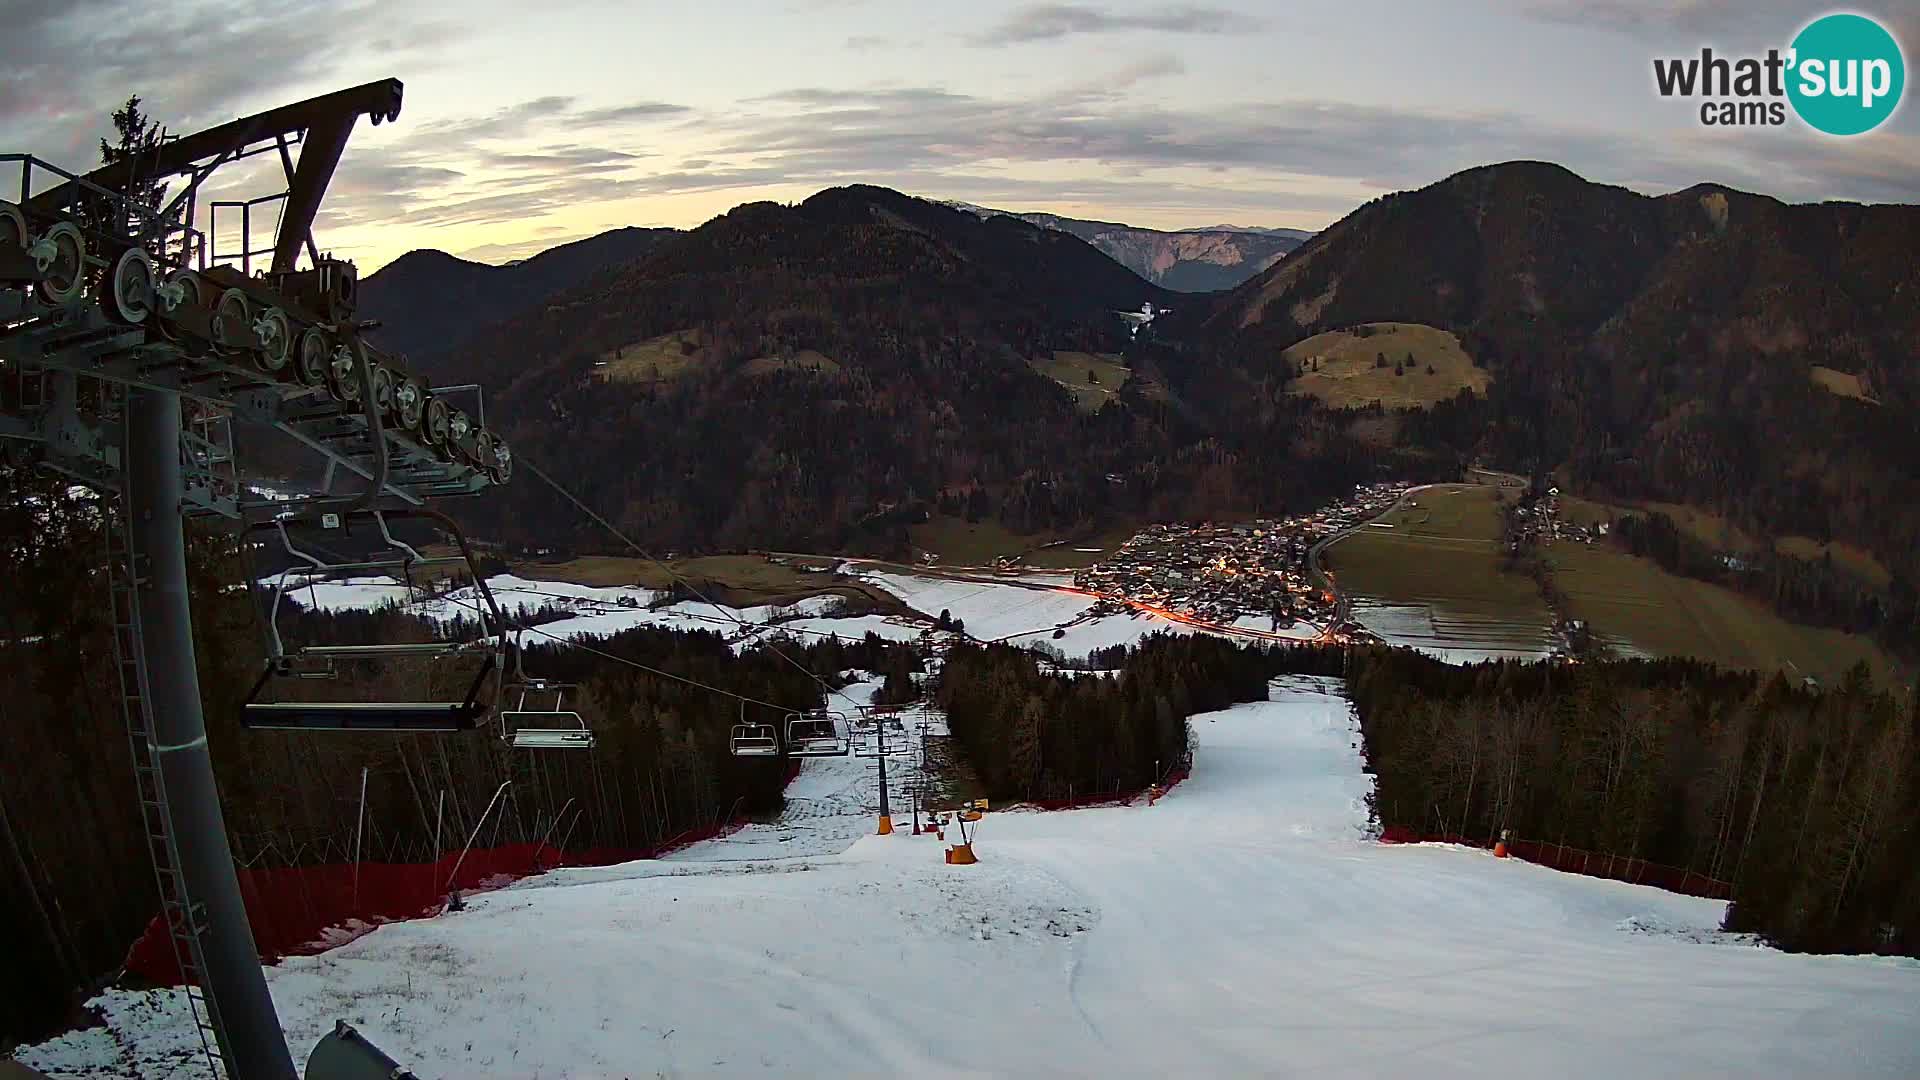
[
  {"x1": 124, "y1": 823, "x2": 740, "y2": 985},
  {"x1": 1023, "y1": 764, "x2": 1192, "y2": 812},
  {"x1": 1376, "y1": 827, "x2": 1732, "y2": 900}
]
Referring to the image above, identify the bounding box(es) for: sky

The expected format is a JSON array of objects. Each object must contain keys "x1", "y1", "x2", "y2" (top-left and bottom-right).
[{"x1": 3, "y1": 0, "x2": 1916, "y2": 271}]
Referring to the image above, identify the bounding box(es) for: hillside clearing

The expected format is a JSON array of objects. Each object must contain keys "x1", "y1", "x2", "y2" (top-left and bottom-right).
[
  {"x1": 1809, "y1": 365, "x2": 1880, "y2": 404},
  {"x1": 1029, "y1": 350, "x2": 1131, "y2": 413},
  {"x1": 1284, "y1": 322, "x2": 1489, "y2": 409},
  {"x1": 1773, "y1": 536, "x2": 1894, "y2": 589},
  {"x1": 1547, "y1": 544, "x2": 1901, "y2": 685},
  {"x1": 515, "y1": 553, "x2": 898, "y2": 609},
  {"x1": 1327, "y1": 485, "x2": 1558, "y2": 662},
  {"x1": 593, "y1": 328, "x2": 707, "y2": 383},
  {"x1": 741, "y1": 349, "x2": 842, "y2": 377}
]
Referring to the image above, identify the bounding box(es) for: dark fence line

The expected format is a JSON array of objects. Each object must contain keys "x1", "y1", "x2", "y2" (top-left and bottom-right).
[
  {"x1": 1023, "y1": 763, "x2": 1193, "y2": 812},
  {"x1": 1377, "y1": 826, "x2": 1733, "y2": 900},
  {"x1": 125, "y1": 824, "x2": 739, "y2": 985}
]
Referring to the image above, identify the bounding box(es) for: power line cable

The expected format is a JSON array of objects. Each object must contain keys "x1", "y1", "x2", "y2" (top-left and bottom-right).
[
  {"x1": 434, "y1": 587, "x2": 808, "y2": 714},
  {"x1": 518, "y1": 455, "x2": 866, "y2": 710}
]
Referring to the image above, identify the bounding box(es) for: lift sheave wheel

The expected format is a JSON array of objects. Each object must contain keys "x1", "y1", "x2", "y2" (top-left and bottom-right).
[
  {"x1": 0, "y1": 202, "x2": 27, "y2": 262},
  {"x1": 423, "y1": 396, "x2": 452, "y2": 447},
  {"x1": 154, "y1": 268, "x2": 203, "y2": 342},
  {"x1": 106, "y1": 247, "x2": 155, "y2": 325},
  {"x1": 255, "y1": 308, "x2": 292, "y2": 372},
  {"x1": 212, "y1": 288, "x2": 252, "y2": 355},
  {"x1": 32, "y1": 222, "x2": 86, "y2": 305},
  {"x1": 326, "y1": 344, "x2": 364, "y2": 404},
  {"x1": 295, "y1": 328, "x2": 331, "y2": 387},
  {"x1": 394, "y1": 378, "x2": 425, "y2": 430},
  {"x1": 370, "y1": 365, "x2": 396, "y2": 419}
]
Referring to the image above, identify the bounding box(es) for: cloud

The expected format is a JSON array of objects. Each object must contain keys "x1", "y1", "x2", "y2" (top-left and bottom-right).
[
  {"x1": 692, "y1": 82, "x2": 1920, "y2": 209},
  {"x1": 314, "y1": 72, "x2": 1918, "y2": 259},
  {"x1": 845, "y1": 35, "x2": 892, "y2": 51},
  {"x1": 0, "y1": 0, "x2": 465, "y2": 162},
  {"x1": 972, "y1": 3, "x2": 1261, "y2": 45},
  {"x1": 301, "y1": 93, "x2": 692, "y2": 238},
  {"x1": 1524, "y1": 0, "x2": 1918, "y2": 52},
  {"x1": 567, "y1": 102, "x2": 692, "y2": 127}
]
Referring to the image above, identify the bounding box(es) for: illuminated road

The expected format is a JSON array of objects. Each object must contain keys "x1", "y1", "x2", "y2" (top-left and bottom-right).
[{"x1": 782, "y1": 553, "x2": 1348, "y2": 646}]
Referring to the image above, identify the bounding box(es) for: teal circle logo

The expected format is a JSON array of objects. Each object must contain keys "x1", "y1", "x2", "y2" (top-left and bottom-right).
[{"x1": 1787, "y1": 13, "x2": 1905, "y2": 135}]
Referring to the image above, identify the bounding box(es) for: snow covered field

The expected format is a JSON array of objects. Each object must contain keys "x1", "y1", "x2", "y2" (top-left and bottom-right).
[
  {"x1": 855, "y1": 570, "x2": 1198, "y2": 655},
  {"x1": 288, "y1": 566, "x2": 1317, "y2": 664},
  {"x1": 1348, "y1": 598, "x2": 1558, "y2": 664},
  {"x1": 21, "y1": 677, "x2": 1918, "y2": 1078},
  {"x1": 283, "y1": 573, "x2": 930, "y2": 651}
]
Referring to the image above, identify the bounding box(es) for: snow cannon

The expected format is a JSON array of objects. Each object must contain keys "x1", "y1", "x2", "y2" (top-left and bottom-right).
[
  {"x1": 945, "y1": 842, "x2": 978, "y2": 865},
  {"x1": 1494, "y1": 828, "x2": 1511, "y2": 859}
]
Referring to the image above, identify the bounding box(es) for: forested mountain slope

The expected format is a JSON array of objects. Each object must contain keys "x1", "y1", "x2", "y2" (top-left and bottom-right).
[
  {"x1": 446, "y1": 187, "x2": 1233, "y2": 554},
  {"x1": 1199, "y1": 160, "x2": 1920, "y2": 602},
  {"x1": 357, "y1": 226, "x2": 679, "y2": 380}
]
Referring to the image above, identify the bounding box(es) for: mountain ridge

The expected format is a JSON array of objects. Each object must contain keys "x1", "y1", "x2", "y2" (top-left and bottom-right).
[
  {"x1": 1200, "y1": 158, "x2": 1920, "y2": 588},
  {"x1": 941, "y1": 200, "x2": 1308, "y2": 291}
]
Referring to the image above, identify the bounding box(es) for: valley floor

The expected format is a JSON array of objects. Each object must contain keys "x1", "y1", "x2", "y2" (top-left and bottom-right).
[{"x1": 17, "y1": 678, "x2": 1920, "y2": 1078}]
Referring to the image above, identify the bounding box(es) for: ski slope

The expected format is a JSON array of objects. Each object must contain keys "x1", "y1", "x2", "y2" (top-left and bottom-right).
[{"x1": 19, "y1": 678, "x2": 1919, "y2": 1078}]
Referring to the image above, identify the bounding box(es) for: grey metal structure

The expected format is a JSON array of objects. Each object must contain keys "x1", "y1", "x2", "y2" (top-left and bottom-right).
[{"x1": 1, "y1": 79, "x2": 512, "y2": 1079}]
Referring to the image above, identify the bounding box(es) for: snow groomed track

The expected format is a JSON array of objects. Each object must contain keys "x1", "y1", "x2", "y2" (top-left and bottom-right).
[{"x1": 19, "y1": 677, "x2": 1920, "y2": 1077}]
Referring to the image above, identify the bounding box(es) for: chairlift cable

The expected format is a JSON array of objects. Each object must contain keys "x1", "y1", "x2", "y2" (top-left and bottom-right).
[
  {"x1": 434, "y1": 589, "x2": 806, "y2": 714},
  {"x1": 519, "y1": 456, "x2": 866, "y2": 709}
]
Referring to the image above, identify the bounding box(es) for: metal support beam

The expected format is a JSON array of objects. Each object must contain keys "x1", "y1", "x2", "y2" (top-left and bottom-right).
[
  {"x1": 24, "y1": 80, "x2": 402, "y2": 215},
  {"x1": 127, "y1": 387, "x2": 297, "y2": 1079}
]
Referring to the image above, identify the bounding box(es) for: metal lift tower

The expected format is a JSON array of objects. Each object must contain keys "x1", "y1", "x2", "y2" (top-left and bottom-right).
[{"x1": 1, "y1": 79, "x2": 515, "y2": 1078}]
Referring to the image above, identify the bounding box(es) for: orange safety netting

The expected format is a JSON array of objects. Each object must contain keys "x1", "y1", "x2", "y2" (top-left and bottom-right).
[{"x1": 1377, "y1": 826, "x2": 1732, "y2": 900}]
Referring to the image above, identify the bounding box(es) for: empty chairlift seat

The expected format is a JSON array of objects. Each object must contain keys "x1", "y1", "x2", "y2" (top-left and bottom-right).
[
  {"x1": 241, "y1": 508, "x2": 513, "y2": 736},
  {"x1": 242, "y1": 644, "x2": 497, "y2": 733},
  {"x1": 730, "y1": 722, "x2": 780, "y2": 757},
  {"x1": 242, "y1": 700, "x2": 486, "y2": 732},
  {"x1": 501, "y1": 681, "x2": 595, "y2": 750},
  {"x1": 785, "y1": 711, "x2": 849, "y2": 757}
]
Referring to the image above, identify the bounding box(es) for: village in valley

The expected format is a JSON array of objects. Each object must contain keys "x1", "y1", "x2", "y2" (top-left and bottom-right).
[{"x1": 1071, "y1": 482, "x2": 1411, "y2": 634}]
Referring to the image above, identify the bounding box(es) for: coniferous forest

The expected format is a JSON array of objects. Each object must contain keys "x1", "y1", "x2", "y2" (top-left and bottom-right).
[
  {"x1": 935, "y1": 636, "x2": 1344, "y2": 802},
  {"x1": 1347, "y1": 649, "x2": 1918, "y2": 955},
  {"x1": 0, "y1": 470, "x2": 924, "y2": 1043}
]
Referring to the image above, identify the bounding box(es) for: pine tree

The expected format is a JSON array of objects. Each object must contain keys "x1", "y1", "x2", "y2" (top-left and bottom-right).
[{"x1": 98, "y1": 96, "x2": 167, "y2": 237}]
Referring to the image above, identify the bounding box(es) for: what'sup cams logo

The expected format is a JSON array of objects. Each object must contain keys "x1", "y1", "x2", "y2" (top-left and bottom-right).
[{"x1": 1654, "y1": 12, "x2": 1906, "y2": 134}]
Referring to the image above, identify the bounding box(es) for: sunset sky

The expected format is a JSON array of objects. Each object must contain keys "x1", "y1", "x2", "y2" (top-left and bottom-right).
[{"x1": 4, "y1": 0, "x2": 1915, "y2": 271}]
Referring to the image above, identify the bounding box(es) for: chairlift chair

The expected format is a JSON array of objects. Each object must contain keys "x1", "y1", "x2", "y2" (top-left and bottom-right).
[
  {"x1": 502, "y1": 679, "x2": 595, "y2": 750},
  {"x1": 240, "y1": 508, "x2": 508, "y2": 733},
  {"x1": 730, "y1": 701, "x2": 780, "y2": 756},
  {"x1": 730, "y1": 722, "x2": 780, "y2": 756},
  {"x1": 785, "y1": 711, "x2": 850, "y2": 757}
]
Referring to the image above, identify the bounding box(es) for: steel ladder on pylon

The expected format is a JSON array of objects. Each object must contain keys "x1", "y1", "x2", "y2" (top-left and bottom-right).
[{"x1": 105, "y1": 486, "x2": 227, "y2": 1079}]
